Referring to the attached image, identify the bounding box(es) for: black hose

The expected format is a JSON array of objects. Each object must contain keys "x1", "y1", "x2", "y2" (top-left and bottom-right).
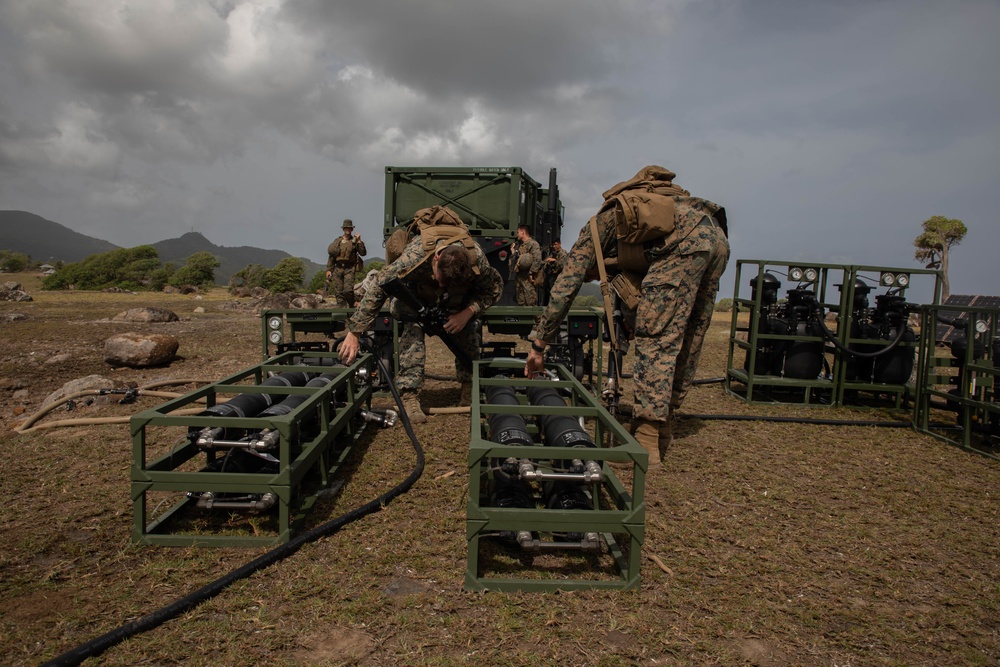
[
  {"x1": 42, "y1": 354, "x2": 424, "y2": 667},
  {"x1": 815, "y1": 310, "x2": 909, "y2": 359}
]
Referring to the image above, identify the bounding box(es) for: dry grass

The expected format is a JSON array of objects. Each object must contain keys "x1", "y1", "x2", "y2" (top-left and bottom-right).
[{"x1": 0, "y1": 273, "x2": 997, "y2": 666}]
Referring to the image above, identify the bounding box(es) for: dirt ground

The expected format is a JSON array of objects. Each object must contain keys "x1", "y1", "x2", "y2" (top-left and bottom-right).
[{"x1": 1, "y1": 274, "x2": 997, "y2": 666}]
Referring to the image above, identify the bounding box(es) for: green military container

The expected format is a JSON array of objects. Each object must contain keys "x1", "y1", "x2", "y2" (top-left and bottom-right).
[{"x1": 384, "y1": 166, "x2": 563, "y2": 305}]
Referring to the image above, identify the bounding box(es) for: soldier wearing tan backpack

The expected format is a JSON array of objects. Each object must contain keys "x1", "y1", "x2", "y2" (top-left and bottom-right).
[{"x1": 525, "y1": 165, "x2": 730, "y2": 470}]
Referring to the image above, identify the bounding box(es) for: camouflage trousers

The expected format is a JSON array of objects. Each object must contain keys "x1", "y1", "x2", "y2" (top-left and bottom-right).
[
  {"x1": 395, "y1": 319, "x2": 481, "y2": 391},
  {"x1": 631, "y1": 231, "x2": 730, "y2": 424},
  {"x1": 513, "y1": 273, "x2": 538, "y2": 306},
  {"x1": 328, "y1": 266, "x2": 355, "y2": 308}
]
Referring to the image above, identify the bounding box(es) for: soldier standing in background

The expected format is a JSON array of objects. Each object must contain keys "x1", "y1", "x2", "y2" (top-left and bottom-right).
[
  {"x1": 544, "y1": 239, "x2": 569, "y2": 279},
  {"x1": 524, "y1": 165, "x2": 730, "y2": 470},
  {"x1": 509, "y1": 224, "x2": 542, "y2": 306},
  {"x1": 326, "y1": 219, "x2": 367, "y2": 307}
]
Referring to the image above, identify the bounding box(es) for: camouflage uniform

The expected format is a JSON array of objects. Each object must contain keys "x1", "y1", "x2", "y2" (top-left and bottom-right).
[
  {"x1": 347, "y1": 237, "x2": 503, "y2": 391},
  {"x1": 546, "y1": 246, "x2": 569, "y2": 277},
  {"x1": 327, "y1": 230, "x2": 367, "y2": 307},
  {"x1": 528, "y1": 202, "x2": 729, "y2": 424},
  {"x1": 509, "y1": 236, "x2": 542, "y2": 306}
]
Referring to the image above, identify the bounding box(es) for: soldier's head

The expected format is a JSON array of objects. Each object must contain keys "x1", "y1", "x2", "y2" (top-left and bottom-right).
[
  {"x1": 516, "y1": 225, "x2": 532, "y2": 242},
  {"x1": 432, "y1": 245, "x2": 474, "y2": 288},
  {"x1": 342, "y1": 219, "x2": 354, "y2": 236},
  {"x1": 552, "y1": 239, "x2": 562, "y2": 252}
]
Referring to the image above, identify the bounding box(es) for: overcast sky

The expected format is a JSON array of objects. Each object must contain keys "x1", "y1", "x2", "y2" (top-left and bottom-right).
[{"x1": 1, "y1": 0, "x2": 996, "y2": 301}]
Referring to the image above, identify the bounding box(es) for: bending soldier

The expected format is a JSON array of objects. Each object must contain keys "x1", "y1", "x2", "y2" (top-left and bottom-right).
[
  {"x1": 339, "y1": 206, "x2": 503, "y2": 423},
  {"x1": 525, "y1": 165, "x2": 730, "y2": 469}
]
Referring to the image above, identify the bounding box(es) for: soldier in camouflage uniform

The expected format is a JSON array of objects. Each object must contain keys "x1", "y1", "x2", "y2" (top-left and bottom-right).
[
  {"x1": 326, "y1": 219, "x2": 367, "y2": 307},
  {"x1": 544, "y1": 239, "x2": 569, "y2": 279},
  {"x1": 509, "y1": 225, "x2": 542, "y2": 306},
  {"x1": 339, "y1": 218, "x2": 503, "y2": 423},
  {"x1": 526, "y1": 166, "x2": 729, "y2": 468}
]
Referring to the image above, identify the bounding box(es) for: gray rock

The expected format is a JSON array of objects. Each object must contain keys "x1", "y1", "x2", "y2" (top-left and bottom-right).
[
  {"x1": 43, "y1": 374, "x2": 115, "y2": 407},
  {"x1": 104, "y1": 332, "x2": 179, "y2": 367},
  {"x1": 112, "y1": 307, "x2": 180, "y2": 323}
]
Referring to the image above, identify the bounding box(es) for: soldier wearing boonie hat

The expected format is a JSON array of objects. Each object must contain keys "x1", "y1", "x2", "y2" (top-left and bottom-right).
[{"x1": 326, "y1": 218, "x2": 366, "y2": 307}]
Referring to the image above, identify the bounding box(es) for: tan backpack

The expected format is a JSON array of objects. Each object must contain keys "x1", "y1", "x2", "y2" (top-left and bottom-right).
[{"x1": 385, "y1": 205, "x2": 480, "y2": 276}]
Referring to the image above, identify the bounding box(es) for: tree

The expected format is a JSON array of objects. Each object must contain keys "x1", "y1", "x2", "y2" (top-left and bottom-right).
[
  {"x1": 0, "y1": 250, "x2": 31, "y2": 273},
  {"x1": 169, "y1": 251, "x2": 220, "y2": 289},
  {"x1": 262, "y1": 257, "x2": 306, "y2": 293},
  {"x1": 42, "y1": 245, "x2": 161, "y2": 290},
  {"x1": 914, "y1": 216, "x2": 967, "y2": 300}
]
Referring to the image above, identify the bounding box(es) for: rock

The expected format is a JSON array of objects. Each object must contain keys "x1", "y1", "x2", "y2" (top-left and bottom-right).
[
  {"x1": 104, "y1": 332, "x2": 179, "y2": 368},
  {"x1": 163, "y1": 285, "x2": 180, "y2": 294},
  {"x1": 0, "y1": 282, "x2": 32, "y2": 302},
  {"x1": 45, "y1": 353, "x2": 74, "y2": 365},
  {"x1": 291, "y1": 294, "x2": 323, "y2": 309},
  {"x1": 0, "y1": 312, "x2": 28, "y2": 322},
  {"x1": 42, "y1": 374, "x2": 115, "y2": 407},
  {"x1": 193, "y1": 306, "x2": 206, "y2": 313},
  {"x1": 111, "y1": 307, "x2": 180, "y2": 323}
]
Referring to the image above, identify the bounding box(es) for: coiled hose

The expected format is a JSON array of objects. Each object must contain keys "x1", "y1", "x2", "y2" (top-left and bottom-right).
[{"x1": 41, "y1": 355, "x2": 424, "y2": 667}]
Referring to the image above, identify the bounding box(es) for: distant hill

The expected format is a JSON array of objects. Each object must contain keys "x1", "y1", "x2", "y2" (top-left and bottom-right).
[
  {"x1": 0, "y1": 210, "x2": 117, "y2": 262},
  {"x1": 0, "y1": 210, "x2": 324, "y2": 284},
  {"x1": 151, "y1": 232, "x2": 324, "y2": 284}
]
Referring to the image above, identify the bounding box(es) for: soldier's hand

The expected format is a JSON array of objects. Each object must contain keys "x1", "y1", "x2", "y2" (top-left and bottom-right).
[
  {"x1": 354, "y1": 233, "x2": 361, "y2": 241},
  {"x1": 326, "y1": 270, "x2": 332, "y2": 277},
  {"x1": 338, "y1": 332, "x2": 361, "y2": 365},
  {"x1": 525, "y1": 348, "x2": 545, "y2": 377},
  {"x1": 444, "y1": 306, "x2": 474, "y2": 334}
]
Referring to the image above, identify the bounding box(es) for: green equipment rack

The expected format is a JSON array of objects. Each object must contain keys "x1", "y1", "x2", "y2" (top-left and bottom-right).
[
  {"x1": 914, "y1": 303, "x2": 1000, "y2": 460},
  {"x1": 466, "y1": 358, "x2": 646, "y2": 591},
  {"x1": 131, "y1": 351, "x2": 373, "y2": 547},
  {"x1": 726, "y1": 259, "x2": 941, "y2": 408}
]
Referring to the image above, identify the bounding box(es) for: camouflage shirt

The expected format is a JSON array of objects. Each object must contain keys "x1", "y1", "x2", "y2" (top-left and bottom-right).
[
  {"x1": 510, "y1": 237, "x2": 542, "y2": 275},
  {"x1": 528, "y1": 197, "x2": 727, "y2": 342},
  {"x1": 348, "y1": 236, "x2": 503, "y2": 335}
]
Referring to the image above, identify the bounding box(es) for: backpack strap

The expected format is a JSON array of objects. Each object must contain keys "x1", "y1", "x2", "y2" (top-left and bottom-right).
[{"x1": 589, "y1": 215, "x2": 619, "y2": 357}]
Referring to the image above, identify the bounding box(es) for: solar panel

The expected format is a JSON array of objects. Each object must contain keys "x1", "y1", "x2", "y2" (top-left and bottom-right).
[{"x1": 935, "y1": 294, "x2": 999, "y2": 344}]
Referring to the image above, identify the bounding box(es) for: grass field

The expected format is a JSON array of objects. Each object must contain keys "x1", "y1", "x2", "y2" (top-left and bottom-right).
[{"x1": 1, "y1": 273, "x2": 997, "y2": 666}]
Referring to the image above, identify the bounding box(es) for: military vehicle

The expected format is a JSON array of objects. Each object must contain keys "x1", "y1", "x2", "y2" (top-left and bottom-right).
[{"x1": 383, "y1": 166, "x2": 563, "y2": 305}]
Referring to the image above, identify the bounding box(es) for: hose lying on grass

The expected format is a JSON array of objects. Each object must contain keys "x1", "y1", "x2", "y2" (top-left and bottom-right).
[{"x1": 41, "y1": 358, "x2": 425, "y2": 667}]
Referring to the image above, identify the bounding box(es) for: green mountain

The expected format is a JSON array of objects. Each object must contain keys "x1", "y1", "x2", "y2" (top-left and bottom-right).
[
  {"x1": 0, "y1": 210, "x2": 324, "y2": 283},
  {"x1": 0, "y1": 210, "x2": 117, "y2": 262}
]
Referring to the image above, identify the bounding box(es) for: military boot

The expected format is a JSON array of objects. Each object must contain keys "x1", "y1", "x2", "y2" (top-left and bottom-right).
[
  {"x1": 459, "y1": 382, "x2": 474, "y2": 407},
  {"x1": 400, "y1": 390, "x2": 427, "y2": 424},
  {"x1": 630, "y1": 419, "x2": 662, "y2": 469},
  {"x1": 658, "y1": 419, "x2": 673, "y2": 458}
]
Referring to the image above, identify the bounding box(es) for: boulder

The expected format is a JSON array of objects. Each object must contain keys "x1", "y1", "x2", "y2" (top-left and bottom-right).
[
  {"x1": 112, "y1": 307, "x2": 180, "y2": 323},
  {"x1": 104, "y1": 332, "x2": 179, "y2": 368},
  {"x1": 0, "y1": 282, "x2": 32, "y2": 302},
  {"x1": 43, "y1": 374, "x2": 115, "y2": 407}
]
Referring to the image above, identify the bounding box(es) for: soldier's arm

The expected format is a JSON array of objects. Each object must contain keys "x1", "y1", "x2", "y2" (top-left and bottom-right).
[
  {"x1": 347, "y1": 238, "x2": 426, "y2": 334},
  {"x1": 529, "y1": 211, "x2": 614, "y2": 342}
]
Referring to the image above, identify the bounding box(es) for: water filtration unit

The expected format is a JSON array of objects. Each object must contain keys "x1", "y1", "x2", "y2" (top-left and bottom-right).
[
  {"x1": 726, "y1": 260, "x2": 942, "y2": 408},
  {"x1": 131, "y1": 350, "x2": 388, "y2": 547},
  {"x1": 467, "y1": 358, "x2": 646, "y2": 591}
]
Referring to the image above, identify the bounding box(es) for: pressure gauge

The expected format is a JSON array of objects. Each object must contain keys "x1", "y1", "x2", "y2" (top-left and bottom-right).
[
  {"x1": 895, "y1": 273, "x2": 910, "y2": 288},
  {"x1": 803, "y1": 267, "x2": 818, "y2": 282},
  {"x1": 976, "y1": 319, "x2": 988, "y2": 334},
  {"x1": 269, "y1": 330, "x2": 282, "y2": 344},
  {"x1": 788, "y1": 267, "x2": 803, "y2": 281},
  {"x1": 268, "y1": 316, "x2": 282, "y2": 330},
  {"x1": 880, "y1": 272, "x2": 895, "y2": 287}
]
